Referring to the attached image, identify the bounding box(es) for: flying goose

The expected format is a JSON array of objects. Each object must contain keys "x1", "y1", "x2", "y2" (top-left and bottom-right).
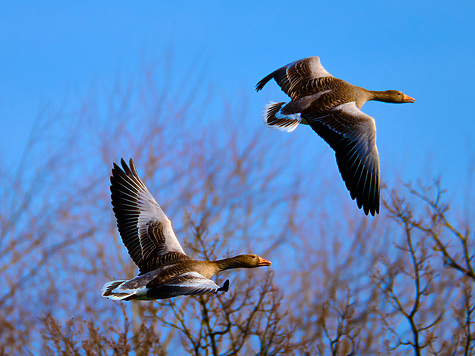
[
  {"x1": 102, "y1": 158, "x2": 272, "y2": 301},
  {"x1": 256, "y1": 56, "x2": 414, "y2": 216}
]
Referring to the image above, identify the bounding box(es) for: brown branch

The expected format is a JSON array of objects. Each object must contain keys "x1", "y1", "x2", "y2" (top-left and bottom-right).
[{"x1": 199, "y1": 295, "x2": 219, "y2": 356}]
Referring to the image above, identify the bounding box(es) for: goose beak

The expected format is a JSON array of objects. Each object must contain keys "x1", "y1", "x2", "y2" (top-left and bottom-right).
[
  {"x1": 403, "y1": 94, "x2": 415, "y2": 103},
  {"x1": 258, "y1": 257, "x2": 272, "y2": 266}
]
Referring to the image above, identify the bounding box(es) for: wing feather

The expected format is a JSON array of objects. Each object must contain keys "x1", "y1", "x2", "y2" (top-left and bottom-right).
[
  {"x1": 110, "y1": 159, "x2": 186, "y2": 271},
  {"x1": 146, "y1": 272, "x2": 224, "y2": 297},
  {"x1": 304, "y1": 102, "x2": 380, "y2": 215},
  {"x1": 256, "y1": 56, "x2": 332, "y2": 100}
]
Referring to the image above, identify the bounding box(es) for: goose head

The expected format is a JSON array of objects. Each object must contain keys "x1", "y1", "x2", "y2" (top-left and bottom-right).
[
  {"x1": 379, "y1": 90, "x2": 415, "y2": 103},
  {"x1": 236, "y1": 254, "x2": 272, "y2": 267}
]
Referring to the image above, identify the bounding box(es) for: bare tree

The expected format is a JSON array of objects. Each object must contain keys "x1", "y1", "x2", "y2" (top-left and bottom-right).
[{"x1": 1, "y1": 55, "x2": 474, "y2": 356}]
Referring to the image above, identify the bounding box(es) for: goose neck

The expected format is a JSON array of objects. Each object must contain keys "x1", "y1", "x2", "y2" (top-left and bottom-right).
[
  {"x1": 368, "y1": 90, "x2": 392, "y2": 103},
  {"x1": 215, "y1": 257, "x2": 244, "y2": 272}
]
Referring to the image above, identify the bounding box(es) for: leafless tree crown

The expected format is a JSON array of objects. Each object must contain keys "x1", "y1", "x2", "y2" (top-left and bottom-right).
[{"x1": 1, "y1": 59, "x2": 473, "y2": 355}]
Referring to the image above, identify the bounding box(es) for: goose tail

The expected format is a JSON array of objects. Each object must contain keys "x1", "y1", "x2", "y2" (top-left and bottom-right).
[
  {"x1": 101, "y1": 280, "x2": 136, "y2": 301},
  {"x1": 263, "y1": 102, "x2": 301, "y2": 132}
]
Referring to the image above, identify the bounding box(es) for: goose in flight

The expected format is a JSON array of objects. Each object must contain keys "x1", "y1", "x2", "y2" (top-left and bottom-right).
[
  {"x1": 256, "y1": 56, "x2": 414, "y2": 215},
  {"x1": 102, "y1": 158, "x2": 271, "y2": 301}
]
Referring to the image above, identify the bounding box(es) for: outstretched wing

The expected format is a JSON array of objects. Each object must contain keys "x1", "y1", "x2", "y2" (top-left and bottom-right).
[
  {"x1": 256, "y1": 56, "x2": 332, "y2": 100},
  {"x1": 146, "y1": 272, "x2": 227, "y2": 298},
  {"x1": 110, "y1": 158, "x2": 186, "y2": 271},
  {"x1": 304, "y1": 102, "x2": 380, "y2": 216}
]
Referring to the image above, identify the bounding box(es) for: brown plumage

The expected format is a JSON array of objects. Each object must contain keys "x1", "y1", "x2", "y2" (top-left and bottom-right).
[
  {"x1": 101, "y1": 158, "x2": 271, "y2": 301},
  {"x1": 256, "y1": 56, "x2": 415, "y2": 216}
]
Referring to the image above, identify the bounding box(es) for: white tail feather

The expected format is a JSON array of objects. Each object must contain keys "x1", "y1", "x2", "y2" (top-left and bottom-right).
[
  {"x1": 101, "y1": 280, "x2": 135, "y2": 300},
  {"x1": 263, "y1": 102, "x2": 301, "y2": 133}
]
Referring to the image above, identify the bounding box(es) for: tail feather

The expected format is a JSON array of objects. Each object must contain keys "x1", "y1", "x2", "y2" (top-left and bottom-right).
[
  {"x1": 101, "y1": 280, "x2": 135, "y2": 300},
  {"x1": 263, "y1": 102, "x2": 301, "y2": 132}
]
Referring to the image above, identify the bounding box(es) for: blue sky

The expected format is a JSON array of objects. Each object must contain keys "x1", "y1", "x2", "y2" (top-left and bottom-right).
[{"x1": 1, "y1": 1, "x2": 474, "y2": 205}]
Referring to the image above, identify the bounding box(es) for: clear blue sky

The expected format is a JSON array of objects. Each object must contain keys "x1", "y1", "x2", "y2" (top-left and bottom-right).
[{"x1": 1, "y1": 1, "x2": 474, "y2": 203}]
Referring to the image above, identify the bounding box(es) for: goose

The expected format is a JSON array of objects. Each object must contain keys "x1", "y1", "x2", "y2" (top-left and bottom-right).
[
  {"x1": 102, "y1": 158, "x2": 272, "y2": 301},
  {"x1": 256, "y1": 56, "x2": 415, "y2": 216}
]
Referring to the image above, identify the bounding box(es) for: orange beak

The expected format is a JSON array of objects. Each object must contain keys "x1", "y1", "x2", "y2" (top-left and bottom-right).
[
  {"x1": 403, "y1": 94, "x2": 415, "y2": 103},
  {"x1": 258, "y1": 257, "x2": 272, "y2": 266}
]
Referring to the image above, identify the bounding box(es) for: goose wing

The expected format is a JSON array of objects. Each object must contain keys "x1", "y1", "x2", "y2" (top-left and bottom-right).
[
  {"x1": 256, "y1": 56, "x2": 332, "y2": 100},
  {"x1": 304, "y1": 102, "x2": 380, "y2": 216},
  {"x1": 110, "y1": 158, "x2": 186, "y2": 272},
  {"x1": 146, "y1": 272, "x2": 228, "y2": 298}
]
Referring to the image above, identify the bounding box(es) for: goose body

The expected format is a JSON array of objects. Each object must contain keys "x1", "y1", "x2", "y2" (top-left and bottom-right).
[
  {"x1": 102, "y1": 159, "x2": 271, "y2": 301},
  {"x1": 256, "y1": 56, "x2": 414, "y2": 216}
]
